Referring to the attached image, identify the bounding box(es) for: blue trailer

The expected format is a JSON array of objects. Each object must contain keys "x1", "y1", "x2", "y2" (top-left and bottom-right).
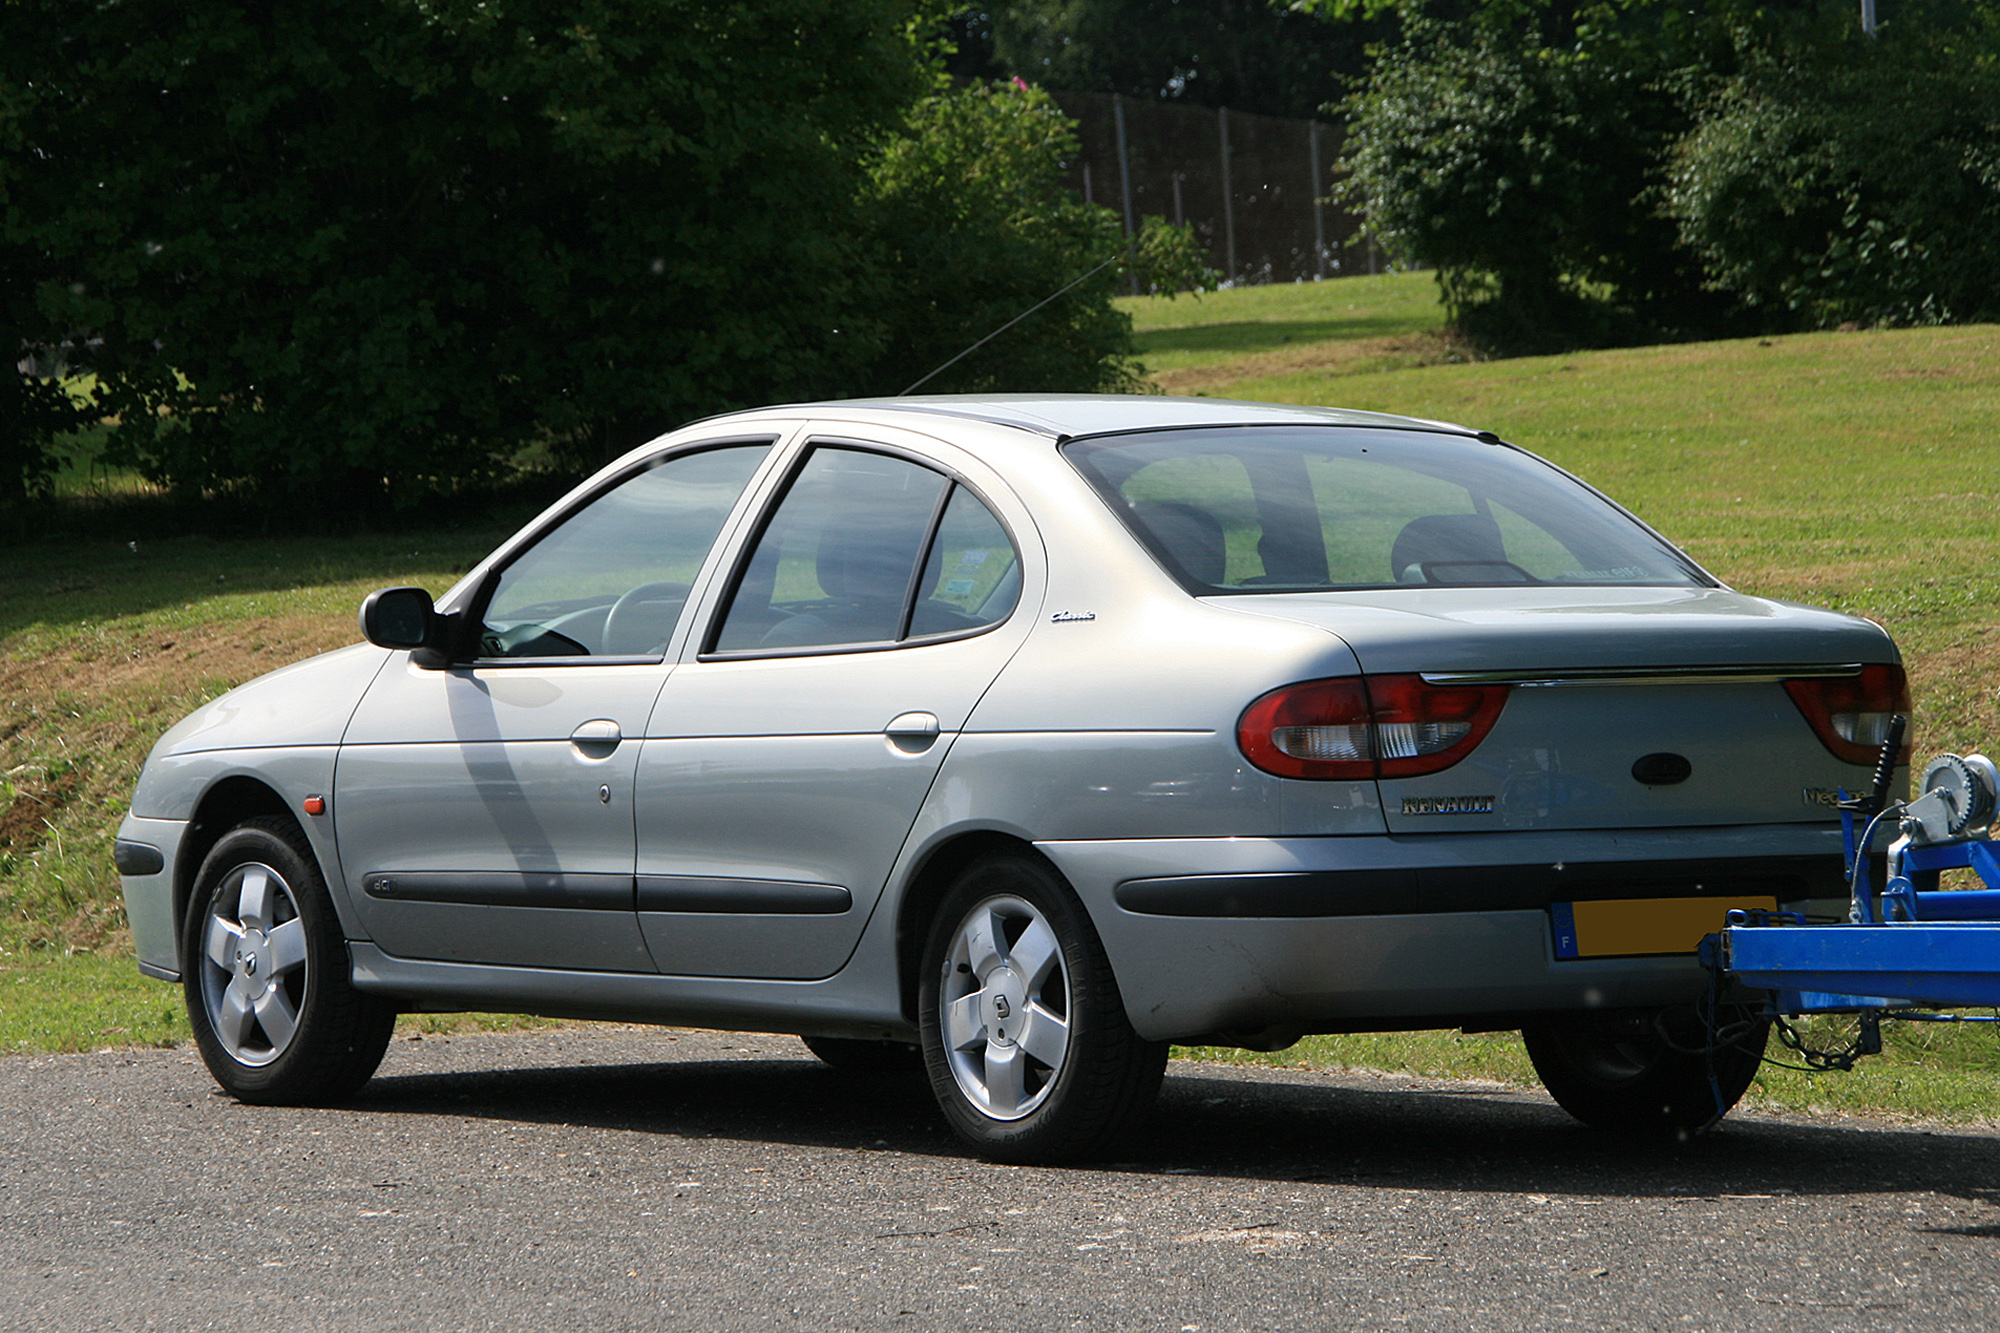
[{"x1": 1703, "y1": 719, "x2": 2000, "y2": 1067}]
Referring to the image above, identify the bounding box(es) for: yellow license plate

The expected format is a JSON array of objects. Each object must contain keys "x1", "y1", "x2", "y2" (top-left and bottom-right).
[{"x1": 1551, "y1": 895, "x2": 1776, "y2": 959}]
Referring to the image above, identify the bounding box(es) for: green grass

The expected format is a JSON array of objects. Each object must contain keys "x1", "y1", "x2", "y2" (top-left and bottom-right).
[
  {"x1": 9, "y1": 283, "x2": 2000, "y2": 1125},
  {"x1": 1120, "y1": 270, "x2": 1447, "y2": 376},
  {"x1": 0, "y1": 952, "x2": 191, "y2": 1052}
]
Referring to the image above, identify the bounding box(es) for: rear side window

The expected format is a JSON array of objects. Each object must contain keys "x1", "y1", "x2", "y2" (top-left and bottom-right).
[
  {"x1": 711, "y1": 446, "x2": 1020, "y2": 654},
  {"x1": 1065, "y1": 428, "x2": 1704, "y2": 592}
]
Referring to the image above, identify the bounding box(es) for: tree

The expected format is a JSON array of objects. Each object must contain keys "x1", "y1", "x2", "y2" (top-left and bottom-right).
[
  {"x1": 1339, "y1": 19, "x2": 1730, "y2": 352},
  {"x1": 0, "y1": 60, "x2": 94, "y2": 516},
  {"x1": 860, "y1": 80, "x2": 1211, "y2": 395},
  {"x1": 1665, "y1": 7, "x2": 2000, "y2": 327},
  {"x1": 1, "y1": 0, "x2": 938, "y2": 514}
]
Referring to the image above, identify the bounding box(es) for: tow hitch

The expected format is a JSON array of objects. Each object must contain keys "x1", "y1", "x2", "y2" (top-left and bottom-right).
[{"x1": 1703, "y1": 716, "x2": 2000, "y2": 1071}]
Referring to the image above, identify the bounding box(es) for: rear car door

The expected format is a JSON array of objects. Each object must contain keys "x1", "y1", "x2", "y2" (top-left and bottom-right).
[{"x1": 634, "y1": 431, "x2": 1040, "y2": 978}]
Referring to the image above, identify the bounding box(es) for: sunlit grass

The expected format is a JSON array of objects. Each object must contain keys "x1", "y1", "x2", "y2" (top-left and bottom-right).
[{"x1": 1119, "y1": 270, "x2": 1446, "y2": 375}]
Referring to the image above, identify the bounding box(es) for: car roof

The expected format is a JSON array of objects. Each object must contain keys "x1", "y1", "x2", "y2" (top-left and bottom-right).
[{"x1": 712, "y1": 394, "x2": 1480, "y2": 442}]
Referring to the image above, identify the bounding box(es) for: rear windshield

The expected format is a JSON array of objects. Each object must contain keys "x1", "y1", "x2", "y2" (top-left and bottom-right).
[{"x1": 1063, "y1": 427, "x2": 1706, "y2": 592}]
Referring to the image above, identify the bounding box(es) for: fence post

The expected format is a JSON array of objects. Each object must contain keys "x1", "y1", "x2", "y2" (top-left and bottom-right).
[
  {"x1": 1218, "y1": 106, "x2": 1236, "y2": 285},
  {"x1": 1114, "y1": 94, "x2": 1138, "y2": 295},
  {"x1": 1309, "y1": 121, "x2": 1326, "y2": 281}
]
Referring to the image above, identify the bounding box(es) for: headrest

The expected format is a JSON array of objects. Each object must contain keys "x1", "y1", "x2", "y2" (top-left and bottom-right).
[
  {"x1": 1132, "y1": 501, "x2": 1226, "y2": 585},
  {"x1": 1390, "y1": 513, "x2": 1505, "y2": 582}
]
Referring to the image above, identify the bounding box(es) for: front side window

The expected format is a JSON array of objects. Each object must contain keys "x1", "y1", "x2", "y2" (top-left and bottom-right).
[
  {"x1": 477, "y1": 443, "x2": 771, "y2": 658},
  {"x1": 1065, "y1": 428, "x2": 1705, "y2": 592},
  {"x1": 712, "y1": 446, "x2": 1020, "y2": 653}
]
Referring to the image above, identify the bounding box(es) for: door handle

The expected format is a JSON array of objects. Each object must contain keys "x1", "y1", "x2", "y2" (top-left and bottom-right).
[
  {"x1": 884, "y1": 711, "x2": 941, "y2": 739},
  {"x1": 570, "y1": 719, "x2": 623, "y2": 759},
  {"x1": 884, "y1": 711, "x2": 941, "y2": 753}
]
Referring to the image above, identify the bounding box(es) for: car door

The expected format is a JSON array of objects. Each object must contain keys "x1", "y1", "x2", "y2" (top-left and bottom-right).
[
  {"x1": 634, "y1": 432, "x2": 1041, "y2": 978},
  {"x1": 335, "y1": 440, "x2": 780, "y2": 970}
]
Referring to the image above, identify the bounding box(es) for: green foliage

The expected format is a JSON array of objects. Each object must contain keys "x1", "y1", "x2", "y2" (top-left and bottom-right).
[
  {"x1": 860, "y1": 81, "x2": 1207, "y2": 394},
  {"x1": 1340, "y1": 20, "x2": 1727, "y2": 353},
  {"x1": 0, "y1": 373, "x2": 84, "y2": 516},
  {"x1": 1665, "y1": 9, "x2": 2000, "y2": 328},
  {"x1": 0, "y1": 73, "x2": 96, "y2": 519},
  {"x1": 0, "y1": 0, "x2": 938, "y2": 513},
  {"x1": 1129, "y1": 216, "x2": 1220, "y2": 298}
]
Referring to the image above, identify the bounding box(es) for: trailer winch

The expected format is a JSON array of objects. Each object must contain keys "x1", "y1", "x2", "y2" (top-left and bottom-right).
[{"x1": 1703, "y1": 716, "x2": 2000, "y2": 1072}]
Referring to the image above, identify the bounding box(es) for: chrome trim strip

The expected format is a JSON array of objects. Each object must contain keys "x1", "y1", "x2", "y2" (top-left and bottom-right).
[{"x1": 1421, "y1": 663, "x2": 1866, "y2": 688}]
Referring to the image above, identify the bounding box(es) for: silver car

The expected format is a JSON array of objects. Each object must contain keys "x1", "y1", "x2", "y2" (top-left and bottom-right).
[{"x1": 115, "y1": 396, "x2": 1905, "y2": 1160}]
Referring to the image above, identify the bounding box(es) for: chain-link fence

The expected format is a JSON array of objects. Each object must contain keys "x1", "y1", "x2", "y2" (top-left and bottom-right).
[{"x1": 1052, "y1": 91, "x2": 1381, "y2": 289}]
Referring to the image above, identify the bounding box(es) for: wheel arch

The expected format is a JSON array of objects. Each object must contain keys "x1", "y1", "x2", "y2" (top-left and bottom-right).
[
  {"x1": 175, "y1": 777, "x2": 310, "y2": 942},
  {"x1": 892, "y1": 829, "x2": 1056, "y2": 1026}
]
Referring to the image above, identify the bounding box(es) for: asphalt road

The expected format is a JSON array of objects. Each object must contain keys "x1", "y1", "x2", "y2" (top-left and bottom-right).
[{"x1": 3, "y1": 1026, "x2": 1998, "y2": 1332}]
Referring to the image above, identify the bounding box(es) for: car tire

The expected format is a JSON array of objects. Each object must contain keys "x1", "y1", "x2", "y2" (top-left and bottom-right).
[
  {"x1": 1522, "y1": 1003, "x2": 1769, "y2": 1139},
  {"x1": 801, "y1": 1035, "x2": 925, "y2": 1075},
  {"x1": 182, "y1": 817, "x2": 396, "y2": 1105},
  {"x1": 918, "y1": 853, "x2": 1167, "y2": 1163}
]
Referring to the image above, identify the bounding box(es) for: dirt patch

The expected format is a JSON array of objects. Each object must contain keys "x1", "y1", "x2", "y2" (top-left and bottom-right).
[
  {"x1": 1149, "y1": 330, "x2": 1476, "y2": 396},
  {"x1": 1, "y1": 613, "x2": 356, "y2": 705},
  {"x1": 0, "y1": 765, "x2": 84, "y2": 857}
]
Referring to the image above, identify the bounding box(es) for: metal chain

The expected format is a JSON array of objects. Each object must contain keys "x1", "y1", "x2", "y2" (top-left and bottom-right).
[{"x1": 1769, "y1": 1012, "x2": 1879, "y2": 1072}]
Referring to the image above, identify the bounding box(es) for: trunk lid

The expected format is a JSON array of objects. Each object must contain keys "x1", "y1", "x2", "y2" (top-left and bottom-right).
[{"x1": 1219, "y1": 587, "x2": 1899, "y2": 832}]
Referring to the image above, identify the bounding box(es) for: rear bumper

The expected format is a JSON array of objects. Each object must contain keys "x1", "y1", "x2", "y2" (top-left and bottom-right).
[{"x1": 1037, "y1": 823, "x2": 1845, "y2": 1043}]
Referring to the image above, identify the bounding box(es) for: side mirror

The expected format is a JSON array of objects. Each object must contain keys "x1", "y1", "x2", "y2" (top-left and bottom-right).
[{"x1": 359, "y1": 587, "x2": 453, "y2": 668}]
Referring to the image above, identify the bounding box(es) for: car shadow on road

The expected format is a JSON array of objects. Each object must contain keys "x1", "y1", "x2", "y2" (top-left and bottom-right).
[{"x1": 348, "y1": 1044, "x2": 2000, "y2": 1208}]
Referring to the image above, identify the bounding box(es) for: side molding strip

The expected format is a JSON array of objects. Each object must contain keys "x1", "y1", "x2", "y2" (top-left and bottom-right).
[
  {"x1": 637, "y1": 876, "x2": 851, "y2": 915},
  {"x1": 362, "y1": 871, "x2": 633, "y2": 911}
]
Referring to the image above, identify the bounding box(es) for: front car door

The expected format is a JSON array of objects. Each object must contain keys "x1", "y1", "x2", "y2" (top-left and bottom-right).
[{"x1": 335, "y1": 439, "x2": 779, "y2": 970}]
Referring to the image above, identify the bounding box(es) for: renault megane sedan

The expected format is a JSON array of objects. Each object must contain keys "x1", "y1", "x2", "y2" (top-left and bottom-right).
[{"x1": 114, "y1": 396, "x2": 1906, "y2": 1160}]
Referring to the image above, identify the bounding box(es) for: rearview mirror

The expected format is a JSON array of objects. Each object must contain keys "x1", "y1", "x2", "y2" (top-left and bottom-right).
[{"x1": 359, "y1": 587, "x2": 451, "y2": 667}]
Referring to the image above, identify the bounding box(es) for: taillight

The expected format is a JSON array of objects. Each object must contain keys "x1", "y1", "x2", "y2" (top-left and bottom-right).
[
  {"x1": 1784, "y1": 663, "x2": 1911, "y2": 765},
  {"x1": 1238, "y1": 674, "x2": 1509, "y2": 781}
]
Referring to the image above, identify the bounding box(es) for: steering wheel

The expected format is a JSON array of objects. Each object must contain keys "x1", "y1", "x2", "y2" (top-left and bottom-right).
[{"x1": 601, "y1": 581, "x2": 691, "y2": 655}]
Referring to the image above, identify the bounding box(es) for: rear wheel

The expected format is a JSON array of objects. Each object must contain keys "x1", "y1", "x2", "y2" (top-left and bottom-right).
[
  {"x1": 182, "y1": 817, "x2": 395, "y2": 1105},
  {"x1": 918, "y1": 854, "x2": 1166, "y2": 1163},
  {"x1": 1523, "y1": 1003, "x2": 1768, "y2": 1139}
]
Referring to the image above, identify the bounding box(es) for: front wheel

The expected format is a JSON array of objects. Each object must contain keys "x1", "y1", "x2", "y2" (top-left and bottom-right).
[
  {"x1": 1523, "y1": 1003, "x2": 1769, "y2": 1139},
  {"x1": 182, "y1": 817, "x2": 395, "y2": 1105},
  {"x1": 918, "y1": 854, "x2": 1166, "y2": 1163}
]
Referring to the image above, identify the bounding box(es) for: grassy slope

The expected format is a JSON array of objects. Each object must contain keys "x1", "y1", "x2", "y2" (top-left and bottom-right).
[{"x1": 6, "y1": 274, "x2": 1999, "y2": 1122}]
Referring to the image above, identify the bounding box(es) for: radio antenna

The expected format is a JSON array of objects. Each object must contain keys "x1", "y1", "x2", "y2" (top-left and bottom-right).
[{"x1": 898, "y1": 254, "x2": 1122, "y2": 396}]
